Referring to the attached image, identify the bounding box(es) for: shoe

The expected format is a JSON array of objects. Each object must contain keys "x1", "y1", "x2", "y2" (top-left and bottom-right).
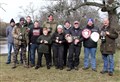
[
  {"x1": 12, "y1": 66, "x2": 16, "y2": 69},
  {"x1": 100, "y1": 70, "x2": 108, "y2": 74},
  {"x1": 67, "y1": 68, "x2": 72, "y2": 71},
  {"x1": 47, "y1": 66, "x2": 50, "y2": 69},
  {"x1": 6, "y1": 62, "x2": 10, "y2": 64},
  {"x1": 108, "y1": 72, "x2": 113, "y2": 76},
  {"x1": 35, "y1": 66, "x2": 40, "y2": 69},
  {"x1": 92, "y1": 69, "x2": 97, "y2": 72},
  {"x1": 74, "y1": 66, "x2": 79, "y2": 70},
  {"x1": 82, "y1": 67, "x2": 89, "y2": 70}
]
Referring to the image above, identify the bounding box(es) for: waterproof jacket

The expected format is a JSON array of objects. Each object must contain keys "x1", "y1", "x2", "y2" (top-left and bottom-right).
[{"x1": 100, "y1": 26, "x2": 118, "y2": 54}]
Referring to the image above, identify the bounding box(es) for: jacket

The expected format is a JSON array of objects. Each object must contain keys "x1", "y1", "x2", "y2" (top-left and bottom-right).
[
  {"x1": 100, "y1": 26, "x2": 118, "y2": 54},
  {"x1": 52, "y1": 32, "x2": 65, "y2": 46},
  {"x1": 37, "y1": 35, "x2": 51, "y2": 53},
  {"x1": 69, "y1": 27, "x2": 83, "y2": 47},
  {"x1": 42, "y1": 20, "x2": 58, "y2": 35},
  {"x1": 12, "y1": 23, "x2": 29, "y2": 45},
  {"x1": 83, "y1": 25, "x2": 99, "y2": 48},
  {"x1": 6, "y1": 25, "x2": 14, "y2": 43}
]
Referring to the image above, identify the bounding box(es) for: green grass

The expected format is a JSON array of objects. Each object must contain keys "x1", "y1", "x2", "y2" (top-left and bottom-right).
[{"x1": 0, "y1": 48, "x2": 120, "y2": 82}]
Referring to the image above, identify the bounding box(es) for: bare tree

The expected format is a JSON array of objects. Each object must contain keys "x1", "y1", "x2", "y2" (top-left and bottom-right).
[
  {"x1": 0, "y1": 3, "x2": 7, "y2": 12},
  {"x1": 19, "y1": 2, "x2": 37, "y2": 21}
]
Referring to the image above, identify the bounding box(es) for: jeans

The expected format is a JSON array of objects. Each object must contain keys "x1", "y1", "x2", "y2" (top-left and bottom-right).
[
  {"x1": 30, "y1": 44, "x2": 38, "y2": 65},
  {"x1": 84, "y1": 47, "x2": 97, "y2": 69},
  {"x1": 102, "y1": 54, "x2": 114, "y2": 72},
  {"x1": 7, "y1": 43, "x2": 14, "y2": 63}
]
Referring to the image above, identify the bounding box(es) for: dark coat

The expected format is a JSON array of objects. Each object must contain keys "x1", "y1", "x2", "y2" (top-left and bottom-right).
[
  {"x1": 37, "y1": 35, "x2": 51, "y2": 53},
  {"x1": 100, "y1": 26, "x2": 118, "y2": 54},
  {"x1": 83, "y1": 25, "x2": 99, "y2": 48},
  {"x1": 69, "y1": 27, "x2": 83, "y2": 47},
  {"x1": 52, "y1": 32, "x2": 65, "y2": 46}
]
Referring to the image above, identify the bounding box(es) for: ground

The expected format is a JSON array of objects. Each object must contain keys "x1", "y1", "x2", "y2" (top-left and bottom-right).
[{"x1": 0, "y1": 48, "x2": 120, "y2": 82}]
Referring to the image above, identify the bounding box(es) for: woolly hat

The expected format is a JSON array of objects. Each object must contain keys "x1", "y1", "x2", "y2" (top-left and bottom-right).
[
  {"x1": 10, "y1": 18, "x2": 15, "y2": 23},
  {"x1": 87, "y1": 18, "x2": 94, "y2": 23},
  {"x1": 57, "y1": 25, "x2": 63, "y2": 29}
]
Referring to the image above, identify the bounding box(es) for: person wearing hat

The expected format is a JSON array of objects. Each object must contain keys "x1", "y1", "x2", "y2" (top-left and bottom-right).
[
  {"x1": 6, "y1": 18, "x2": 15, "y2": 64},
  {"x1": 51, "y1": 25, "x2": 65, "y2": 70},
  {"x1": 66, "y1": 21, "x2": 83, "y2": 71},
  {"x1": 12, "y1": 17, "x2": 29, "y2": 68},
  {"x1": 82, "y1": 18, "x2": 99, "y2": 72}
]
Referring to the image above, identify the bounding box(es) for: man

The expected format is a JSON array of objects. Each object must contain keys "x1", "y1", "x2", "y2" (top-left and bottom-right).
[
  {"x1": 43, "y1": 14, "x2": 58, "y2": 66},
  {"x1": 63, "y1": 20, "x2": 72, "y2": 66},
  {"x1": 12, "y1": 17, "x2": 29, "y2": 68},
  {"x1": 67, "y1": 21, "x2": 83, "y2": 71},
  {"x1": 25, "y1": 16, "x2": 34, "y2": 29},
  {"x1": 82, "y1": 18, "x2": 99, "y2": 72},
  {"x1": 6, "y1": 18, "x2": 15, "y2": 64},
  {"x1": 29, "y1": 21, "x2": 42, "y2": 67},
  {"x1": 100, "y1": 18, "x2": 118, "y2": 76}
]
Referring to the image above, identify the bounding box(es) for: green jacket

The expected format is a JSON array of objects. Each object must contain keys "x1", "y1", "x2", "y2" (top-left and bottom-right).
[
  {"x1": 12, "y1": 23, "x2": 29, "y2": 45},
  {"x1": 37, "y1": 35, "x2": 51, "y2": 53},
  {"x1": 100, "y1": 26, "x2": 118, "y2": 54},
  {"x1": 42, "y1": 20, "x2": 58, "y2": 35}
]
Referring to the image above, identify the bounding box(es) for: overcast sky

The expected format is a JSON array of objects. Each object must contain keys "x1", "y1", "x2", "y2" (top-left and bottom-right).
[
  {"x1": 0, "y1": 0, "x2": 53, "y2": 23},
  {"x1": 0, "y1": 0, "x2": 109, "y2": 23}
]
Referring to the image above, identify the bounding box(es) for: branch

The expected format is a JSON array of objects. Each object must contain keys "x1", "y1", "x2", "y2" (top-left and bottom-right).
[{"x1": 68, "y1": 2, "x2": 104, "y2": 12}]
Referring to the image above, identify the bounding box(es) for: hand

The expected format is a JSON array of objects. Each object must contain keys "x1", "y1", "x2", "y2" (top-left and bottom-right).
[
  {"x1": 40, "y1": 40, "x2": 43, "y2": 43},
  {"x1": 59, "y1": 41, "x2": 62, "y2": 44},
  {"x1": 106, "y1": 31, "x2": 110, "y2": 35},
  {"x1": 44, "y1": 40, "x2": 48, "y2": 43},
  {"x1": 74, "y1": 39, "x2": 79, "y2": 44},
  {"x1": 55, "y1": 40, "x2": 59, "y2": 43}
]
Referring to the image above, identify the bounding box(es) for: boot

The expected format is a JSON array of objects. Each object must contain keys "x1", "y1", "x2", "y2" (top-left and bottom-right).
[{"x1": 12, "y1": 63, "x2": 16, "y2": 69}]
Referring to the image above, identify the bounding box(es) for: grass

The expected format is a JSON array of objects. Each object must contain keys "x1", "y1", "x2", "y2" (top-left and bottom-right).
[{"x1": 0, "y1": 47, "x2": 120, "y2": 82}]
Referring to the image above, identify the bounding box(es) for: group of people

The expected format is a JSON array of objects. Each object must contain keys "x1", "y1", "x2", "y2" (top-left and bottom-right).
[{"x1": 6, "y1": 14, "x2": 118, "y2": 76}]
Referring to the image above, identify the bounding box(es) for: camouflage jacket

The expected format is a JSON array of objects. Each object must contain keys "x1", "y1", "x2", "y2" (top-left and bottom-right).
[{"x1": 12, "y1": 23, "x2": 29, "y2": 45}]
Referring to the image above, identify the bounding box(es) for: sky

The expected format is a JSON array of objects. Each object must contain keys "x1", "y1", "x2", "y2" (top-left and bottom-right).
[
  {"x1": 0, "y1": 0, "x2": 114, "y2": 23},
  {"x1": 0, "y1": 0, "x2": 53, "y2": 23}
]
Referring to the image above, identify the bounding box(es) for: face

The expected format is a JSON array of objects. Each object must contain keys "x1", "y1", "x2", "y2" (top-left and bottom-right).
[
  {"x1": 57, "y1": 28, "x2": 63, "y2": 33},
  {"x1": 34, "y1": 22, "x2": 39, "y2": 28},
  {"x1": 65, "y1": 22, "x2": 70, "y2": 28},
  {"x1": 26, "y1": 17, "x2": 31, "y2": 23},
  {"x1": 43, "y1": 30, "x2": 48, "y2": 35},
  {"x1": 74, "y1": 22, "x2": 79, "y2": 28},
  {"x1": 20, "y1": 20, "x2": 25, "y2": 25},
  {"x1": 103, "y1": 18, "x2": 109, "y2": 26},
  {"x1": 48, "y1": 15, "x2": 53, "y2": 22},
  {"x1": 87, "y1": 21, "x2": 93, "y2": 26},
  {"x1": 10, "y1": 22, "x2": 15, "y2": 27}
]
